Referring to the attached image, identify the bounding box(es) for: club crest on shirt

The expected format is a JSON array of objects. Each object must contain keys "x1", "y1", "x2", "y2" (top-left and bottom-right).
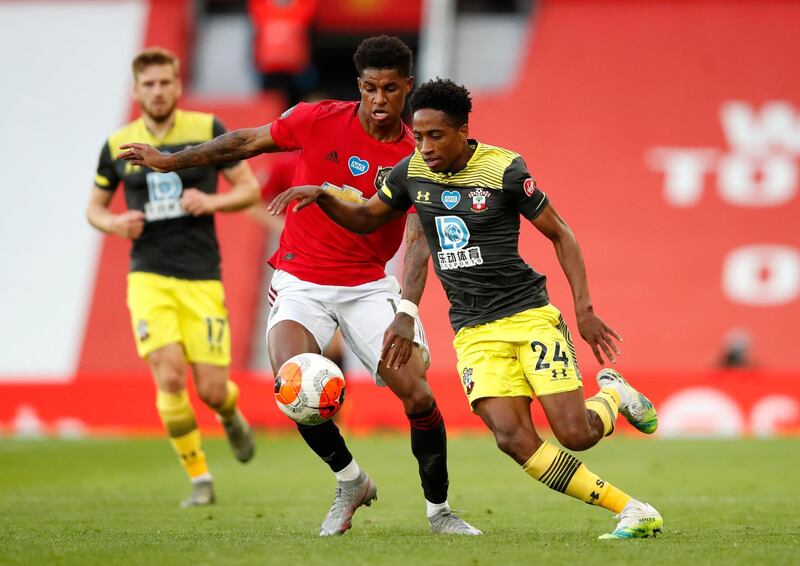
[
  {"x1": 374, "y1": 166, "x2": 392, "y2": 191},
  {"x1": 137, "y1": 320, "x2": 150, "y2": 342},
  {"x1": 462, "y1": 367, "x2": 475, "y2": 394},
  {"x1": 524, "y1": 177, "x2": 537, "y2": 197},
  {"x1": 348, "y1": 155, "x2": 370, "y2": 176},
  {"x1": 469, "y1": 188, "x2": 491, "y2": 212}
]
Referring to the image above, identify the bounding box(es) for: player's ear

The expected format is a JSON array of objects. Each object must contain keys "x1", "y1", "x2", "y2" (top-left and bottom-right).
[
  {"x1": 459, "y1": 122, "x2": 469, "y2": 140},
  {"x1": 405, "y1": 76, "x2": 414, "y2": 94},
  {"x1": 175, "y1": 78, "x2": 183, "y2": 98}
]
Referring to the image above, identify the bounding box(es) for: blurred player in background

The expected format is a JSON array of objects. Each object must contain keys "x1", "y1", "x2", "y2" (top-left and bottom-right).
[
  {"x1": 119, "y1": 36, "x2": 480, "y2": 536},
  {"x1": 269, "y1": 78, "x2": 664, "y2": 540},
  {"x1": 86, "y1": 47, "x2": 260, "y2": 507}
]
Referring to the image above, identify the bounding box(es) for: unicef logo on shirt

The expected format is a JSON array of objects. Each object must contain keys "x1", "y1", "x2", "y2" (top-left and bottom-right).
[{"x1": 435, "y1": 216, "x2": 470, "y2": 250}]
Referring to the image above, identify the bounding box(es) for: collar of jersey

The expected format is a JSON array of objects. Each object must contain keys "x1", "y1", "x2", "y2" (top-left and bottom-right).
[
  {"x1": 135, "y1": 109, "x2": 183, "y2": 145},
  {"x1": 411, "y1": 139, "x2": 482, "y2": 182}
]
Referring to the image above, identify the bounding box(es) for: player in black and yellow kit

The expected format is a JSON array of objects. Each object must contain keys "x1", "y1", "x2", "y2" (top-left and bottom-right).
[
  {"x1": 268, "y1": 79, "x2": 664, "y2": 539},
  {"x1": 86, "y1": 48, "x2": 260, "y2": 507}
]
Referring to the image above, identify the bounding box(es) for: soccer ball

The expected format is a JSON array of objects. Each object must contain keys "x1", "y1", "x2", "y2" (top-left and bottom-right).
[{"x1": 274, "y1": 353, "x2": 346, "y2": 426}]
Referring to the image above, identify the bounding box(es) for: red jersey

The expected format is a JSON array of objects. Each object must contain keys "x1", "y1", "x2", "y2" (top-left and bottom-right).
[
  {"x1": 260, "y1": 151, "x2": 299, "y2": 201},
  {"x1": 268, "y1": 100, "x2": 415, "y2": 286}
]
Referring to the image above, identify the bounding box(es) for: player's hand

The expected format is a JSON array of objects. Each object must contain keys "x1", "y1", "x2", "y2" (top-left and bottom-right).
[
  {"x1": 118, "y1": 143, "x2": 173, "y2": 172},
  {"x1": 181, "y1": 188, "x2": 216, "y2": 216},
  {"x1": 109, "y1": 210, "x2": 145, "y2": 239},
  {"x1": 381, "y1": 313, "x2": 415, "y2": 370},
  {"x1": 576, "y1": 309, "x2": 622, "y2": 364},
  {"x1": 267, "y1": 185, "x2": 323, "y2": 215}
]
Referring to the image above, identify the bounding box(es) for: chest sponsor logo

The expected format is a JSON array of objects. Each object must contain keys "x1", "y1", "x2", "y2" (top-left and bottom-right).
[
  {"x1": 469, "y1": 188, "x2": 491, "y2": 212},
  {"x1": 374, "y1": 166, "x2": 392, "y2": 191},
  {"x1": 348, "y1": 155, "x2": 370, "y2": 176},
  {"x1": 415, "y1": 191, "x2": 431, "y2": 203},
  {"x1": 144, "y1": 171, "x2": 187, "y2": 221},
  {"x1": 434, "y1": 215, "x2": 484, "y2": 270},
  {"x1": 523, "y1": 177, "x2": 537, "y2": 197},
  {"x1": 441, "y1": 190, "x2": 461, "y2": 210}
]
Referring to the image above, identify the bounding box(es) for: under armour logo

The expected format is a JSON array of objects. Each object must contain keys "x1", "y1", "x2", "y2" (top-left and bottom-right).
[
  {"x1": 552, "y1": 368, "x2": 568, "y2": 379},
  {"x1": 416, "y1": 191, "x2": 430, "y2": 202}
]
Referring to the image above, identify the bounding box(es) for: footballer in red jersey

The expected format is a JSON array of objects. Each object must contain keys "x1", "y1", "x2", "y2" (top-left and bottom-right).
[{"x1": 119, "y1": 36, "x2": 481, "y2": 537}]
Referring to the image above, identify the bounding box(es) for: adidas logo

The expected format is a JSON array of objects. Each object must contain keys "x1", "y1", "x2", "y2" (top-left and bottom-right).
[{"x1": 324, "y1": 150, "x2": 339, "y2": 163}]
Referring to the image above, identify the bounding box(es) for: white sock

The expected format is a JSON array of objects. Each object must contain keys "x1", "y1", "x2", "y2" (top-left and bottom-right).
[
  {"x1": 426, "y1": 499, "x2": 450, "y2": 518},
  {"x1": 335, "y1": 459, "x2": 361, "y2": 482},
  {"x1": 191, "y1": 472, "x2": 213, "y2": 484}
]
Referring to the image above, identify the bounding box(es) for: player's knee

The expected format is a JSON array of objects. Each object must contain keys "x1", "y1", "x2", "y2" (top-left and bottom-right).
[
  {"x1": 399, "y1": 381, "x2": 434, "y2": 414},
  {"x1": 150, "y1": 366, "x2": 184, "y2": 393},
  {"x1": 493, "y1": 428, "x2": 538, "y2": 462},
  {"x1": 196, "y1": 380, "x2": 227, "y2": 409},
  {"x1": 552, "y1": 424, "x2": 597, "y2": 452}
]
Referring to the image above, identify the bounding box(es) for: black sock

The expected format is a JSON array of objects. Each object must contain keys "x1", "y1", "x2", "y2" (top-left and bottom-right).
[
  {"x1": 407, "y1": 401, "x2": 449, "y2": 504},
  {"x1": 296, "y1": 420, "x2": 353, "y2": 473}
]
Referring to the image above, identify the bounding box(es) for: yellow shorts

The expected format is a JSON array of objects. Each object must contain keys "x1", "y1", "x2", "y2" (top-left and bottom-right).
[
  {"x1": 126, "y1": 272, "x2": 230, "y2": 366},
  {"x1": 453, "y1": 304, "x2": 582, "y2": 410}
]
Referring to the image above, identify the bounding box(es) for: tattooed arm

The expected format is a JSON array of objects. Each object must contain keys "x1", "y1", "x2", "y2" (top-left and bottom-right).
[
  {"x1": 118, "y1": 124, "x2": 280, "y2": 172},
  {"x1": 381, "y1": 213, "x2": 430, "y2": 369}
]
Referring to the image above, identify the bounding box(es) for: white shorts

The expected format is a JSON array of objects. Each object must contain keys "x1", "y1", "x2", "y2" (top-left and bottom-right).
[{"x1": 266, "y1": 270, "x2": 430, "y2": 385}]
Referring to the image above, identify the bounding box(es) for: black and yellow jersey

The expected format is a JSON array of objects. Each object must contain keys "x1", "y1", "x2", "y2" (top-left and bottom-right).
[
  {"x1": 379, "y1": 140, "x2": 550, "y2": 331},
  {"x1": 95, "y1": 109, "x2": 239, "y2": 280}
]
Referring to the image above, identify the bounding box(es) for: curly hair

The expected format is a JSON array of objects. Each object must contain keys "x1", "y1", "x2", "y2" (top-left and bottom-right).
[
  {"x1": 409, "y1": 78, "x2": 472, "y2": 127},
  {"x1": 353, "y1": 35, "x2": 413, "y2": 77}
]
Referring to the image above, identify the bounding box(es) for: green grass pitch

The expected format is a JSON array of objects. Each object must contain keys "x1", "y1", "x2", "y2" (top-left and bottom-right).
[{"x1": 1, "y1": 434, "x2": 798, "y2": 565}]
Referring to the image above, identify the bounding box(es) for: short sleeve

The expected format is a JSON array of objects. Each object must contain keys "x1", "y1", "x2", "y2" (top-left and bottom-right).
[
  {"x1": 503, "y1": 156, "x2": 549, "y2": 220},
  {"x1": 94, "y1": 141, "x2": 119, "y2": 192},
  {"x1": 268, "y1": 102, "x2": 318, "y2": 151},
  {"x1": 377, "y1": 159, "x2": 413, "y2": 211},
  {"x1": 212, "y1": 116, "x2": 241, "y2": 170}
]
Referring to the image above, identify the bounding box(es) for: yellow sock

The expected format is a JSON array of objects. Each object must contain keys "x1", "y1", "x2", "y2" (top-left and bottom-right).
[
  {"x1": 585, "y1": 387, "x2": 620, "y2": 436},
  {"x1": 523, "y1": 441, "x2": 631, "y2": 514},
  {"x1": 156, "y1": 390, "x2": 209, "y2": 480},
  {"x1": 216, "y1": 380, "x2": 239, "y2": 421}
]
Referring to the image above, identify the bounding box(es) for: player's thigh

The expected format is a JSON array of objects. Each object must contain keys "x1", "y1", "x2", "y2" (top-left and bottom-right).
[
  {"x1": 536, "y1": 387, "x2": 595, "y2": 439},
  {"x1": 336, "y1": 277, "x2": 429, "y2": 385},
  {"x1": 453, "y1": 324, "x2": 531, "y2": 412},
  {"x1": 517, "y1": 304, "x2": 583, "y2": 398},
  {"x1": 266, "y1": 270, "x2": 338, "y2": 361},
  {"x1": 146, "y1": 342, "x2": 188, "y2": 392},
  {"x1": 175, "y1": 278, "x2": 231, "y2": 367},
  {"x1": 126, "y1": 272, "x2": 182, "y2": 359}
]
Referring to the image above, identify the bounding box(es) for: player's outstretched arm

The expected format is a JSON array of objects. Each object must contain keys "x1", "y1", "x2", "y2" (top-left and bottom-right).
[
  {"x1": 267, "y1": 185, "x2": 404, "y2": 234},
  {"x1": 118, "y1": 124, "x2": 279, "y2": 172},
  {"x1": 381, "y1": 213, "x2": 430, "y2": 369},
  {"x1": 531, "y1": 202, "x2": 622, "y2": 364}
]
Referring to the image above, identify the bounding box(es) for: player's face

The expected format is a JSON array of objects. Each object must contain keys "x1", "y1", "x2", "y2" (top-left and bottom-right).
[
  {"x1": 412, "y1": 109, "x2": 470, "y2": 173},
  {"x1": 357, "y1": 68, "x2": 413, "y2": 128},
  {"x1": 133, "y1": 64, "x2": 182, "y2": 123}
]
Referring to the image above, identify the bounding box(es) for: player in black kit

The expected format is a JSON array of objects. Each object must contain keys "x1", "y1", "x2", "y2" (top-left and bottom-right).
[{"x1": 268, "y1": 78, "x2": 664, "y2": 540}]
